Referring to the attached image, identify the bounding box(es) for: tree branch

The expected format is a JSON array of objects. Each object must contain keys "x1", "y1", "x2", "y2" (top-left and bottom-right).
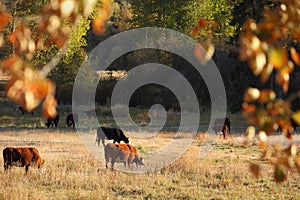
[{"x1": 39, "y1": 44, "x2": 68, "y2": 78}]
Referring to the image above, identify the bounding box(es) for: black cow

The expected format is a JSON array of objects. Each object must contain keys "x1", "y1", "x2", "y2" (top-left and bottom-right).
[
  {"x1": 45, "y1": 114, "x2": 59, "y2": 128},
  {"x1": 96, "y1": 126, "x2": 129, "y2": 146},
  {"x1": 66, "y1": 113, "x2": 78, "y2": 128},
  {"x1": 84, "y1": 109, "x2": 96, "y2": 119}
]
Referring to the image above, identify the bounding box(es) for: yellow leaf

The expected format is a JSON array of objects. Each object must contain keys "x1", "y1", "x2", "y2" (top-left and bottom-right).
[
  {"x1": 292, "y1": 111, "x2": 300, "y2": 127},
  {"x1": 246, "y1": 126, "x2": 256, "y2": 140},
  {"x1": 268, "y1": 47, "x2": 288, "y2": 70},
  {"x1": 291, "y1": 47, "x2": 300, "y2": 66}
]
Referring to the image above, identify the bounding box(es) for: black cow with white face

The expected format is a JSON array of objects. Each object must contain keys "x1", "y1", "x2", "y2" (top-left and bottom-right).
[{"x1": 96, "y1": 126, "x2": 129, "y2": 146}]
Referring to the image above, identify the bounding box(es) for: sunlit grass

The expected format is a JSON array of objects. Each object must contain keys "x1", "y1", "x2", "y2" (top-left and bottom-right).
[{"x1": 0, "y1": 130, "x2": 299, "y2": 199}]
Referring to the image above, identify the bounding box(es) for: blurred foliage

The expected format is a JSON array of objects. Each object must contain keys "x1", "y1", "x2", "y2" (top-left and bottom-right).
[
  {"x1": 0, "y1": 0, "x2": 112, "y2": 117},
  {"x1": 240, "y1": 0, "x2": 300, "y2": 182}
]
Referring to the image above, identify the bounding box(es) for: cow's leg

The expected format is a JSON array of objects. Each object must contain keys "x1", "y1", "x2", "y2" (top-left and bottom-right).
[
  {"x1": 4, "y1": 162, "x2": 8, "y2": 171},
  {"x1": 223, "y1": 125, "x2": 229, "y2": 139},
  {"x1": 105, "y1": 160, "x2": 109, "y2": 169},
  {"x1": 111, "y1": 159, "x2": 116, "y2": 169},
  {"x1": 25, "y1": 165, "x2": 29, "y2": 175},
  {"x1": 95, "y1": 137, "x2": 99, "y2": 145},
  {"x1": 127, "y1": 160, "x2": 131, "y2": 168},
  {"x1": 101, "y1": 138, "x2": 105, "y2": 146}
]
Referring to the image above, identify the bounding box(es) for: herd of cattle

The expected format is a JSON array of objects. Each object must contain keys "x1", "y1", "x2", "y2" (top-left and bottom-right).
[{"x1": 2, "y1": 115, "x2": 233, "y2": 174}]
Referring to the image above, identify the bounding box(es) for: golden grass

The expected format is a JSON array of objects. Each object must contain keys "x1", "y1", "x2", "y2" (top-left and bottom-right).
[{"x1": 0, "y1": 130, "x2": 300, "y2": 199}]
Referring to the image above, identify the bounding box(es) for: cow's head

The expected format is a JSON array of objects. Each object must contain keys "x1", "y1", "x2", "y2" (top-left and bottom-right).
[
  {"x1": 124, "y1": 137, "x2": 130, "y2": 144},
  {"x1": 134, "y1": 157, "x2": 144, "y2": 167},
  {"x1": 35, "y1": 159, "x2": 44, "y2": 169},
  {"x1": 45, "y1": 121, "x2": 50, "y2": 128}
]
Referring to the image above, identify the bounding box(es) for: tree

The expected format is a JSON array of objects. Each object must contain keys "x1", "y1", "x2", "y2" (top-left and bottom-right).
[{"x1": 0, "y1": 0, "x2": 112, "y2": 117}]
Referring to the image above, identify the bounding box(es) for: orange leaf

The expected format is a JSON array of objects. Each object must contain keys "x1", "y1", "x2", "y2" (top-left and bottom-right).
[
  {"x1": 192, "y1": 26, "x2": 199, "y2": 36},
  {"x1": 290, "y1": 47, "x2": 300, "y2": 66},
  {"x1": 249, "y1": 163, "x2": 261, "y2": 178},
  {"x1": 242, "y1": 103, "x2": 256, "y2": 117},
  {"x1": 0, "y1": 12, "x2": 10, "y2": 31},
  {"x1": 258, "y1": 89, "x2": 276, "y2": 103},
  {"x1": 92, "y1": 18, "x2": 106, "y2": 35},
  {"x1": 42, "y1": 96, "x2": 57, "y2": 118},
  {"x1": 197, "y1": 19, "x2": 207, "y2": 28},
  {"x1": 8, "y1": 33, "x2": 17, "y2": 44},
  {"x1": 210, "y1": 20, "x2": 219, "y2": 28}
]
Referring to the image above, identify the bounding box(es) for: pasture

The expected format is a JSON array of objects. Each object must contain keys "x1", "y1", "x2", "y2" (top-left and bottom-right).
[
  {"x1": 0, "y1": 91, "x2": 299, "y2": 199},
  {"x1": 0, "y1": 129, "x2": 300, "y2": 199}
]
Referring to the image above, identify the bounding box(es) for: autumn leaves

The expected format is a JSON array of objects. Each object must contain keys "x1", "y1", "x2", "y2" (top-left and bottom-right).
[{"x1": 0, "y1": 0, "x2": 112, "y2": 118}]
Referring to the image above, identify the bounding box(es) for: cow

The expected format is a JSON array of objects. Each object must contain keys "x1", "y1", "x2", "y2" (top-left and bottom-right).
[
  {"x1": 45, "y1": 114, "x2": 59, "y2": 128},
  {"x1": 96, "y1": 126, "x2": 129, "y2": 146},
  {"x1": 3, "y1": 147, "x2": 44, "y2": 174},
  {"x1": 104, "y1": 143, "x2": 144, "y2": 169},
  {"x1": 84, "y1": 109, "x2": 96, "y2": 119},
  {"x1": 212, "y1": 117, "x2": 231, "y2": 139},
  {"x1": 66, "y1": 113, "x2": 78, "y2": 128},
  {"x1": 16, "y1": 106, "x2": 34, "y2": 115}
]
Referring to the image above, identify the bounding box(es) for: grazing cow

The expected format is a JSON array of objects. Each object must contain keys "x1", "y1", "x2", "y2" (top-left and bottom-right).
[
  {"x1": 45, "y1": 114, "x2": 59, "y2": 128},
  {"x1": 3, "y1": 147, "x2": 44, "y2": 174},
  {"x1": 66, "y1": 113, "x2": 78, "y2": 128},
  {"x1": 96, "y1": 126, "x2": 129, "y2": 146},
  {"x1": 212, "y1": 117, "x2": 231, "y2": 139},
  {"x1": 104, "y1": 143, "x2": 144, "y2": 169},
  {"x1": 84, "y1": 109, "x2": 96, "y2": 119}
]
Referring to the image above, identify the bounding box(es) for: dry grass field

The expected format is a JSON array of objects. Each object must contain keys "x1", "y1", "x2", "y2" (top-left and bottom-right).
[{"x1": 0, "y1": 129, "x2": 300, "y2": 200}]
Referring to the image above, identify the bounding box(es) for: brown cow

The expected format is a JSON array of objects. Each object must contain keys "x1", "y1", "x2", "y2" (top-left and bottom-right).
[
  {"x1": 3, "y1": 147, "x2": 44, "y2": 174},
  {"x1": 104, "y1": 143, "x2": 144, "y2": 169}
]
